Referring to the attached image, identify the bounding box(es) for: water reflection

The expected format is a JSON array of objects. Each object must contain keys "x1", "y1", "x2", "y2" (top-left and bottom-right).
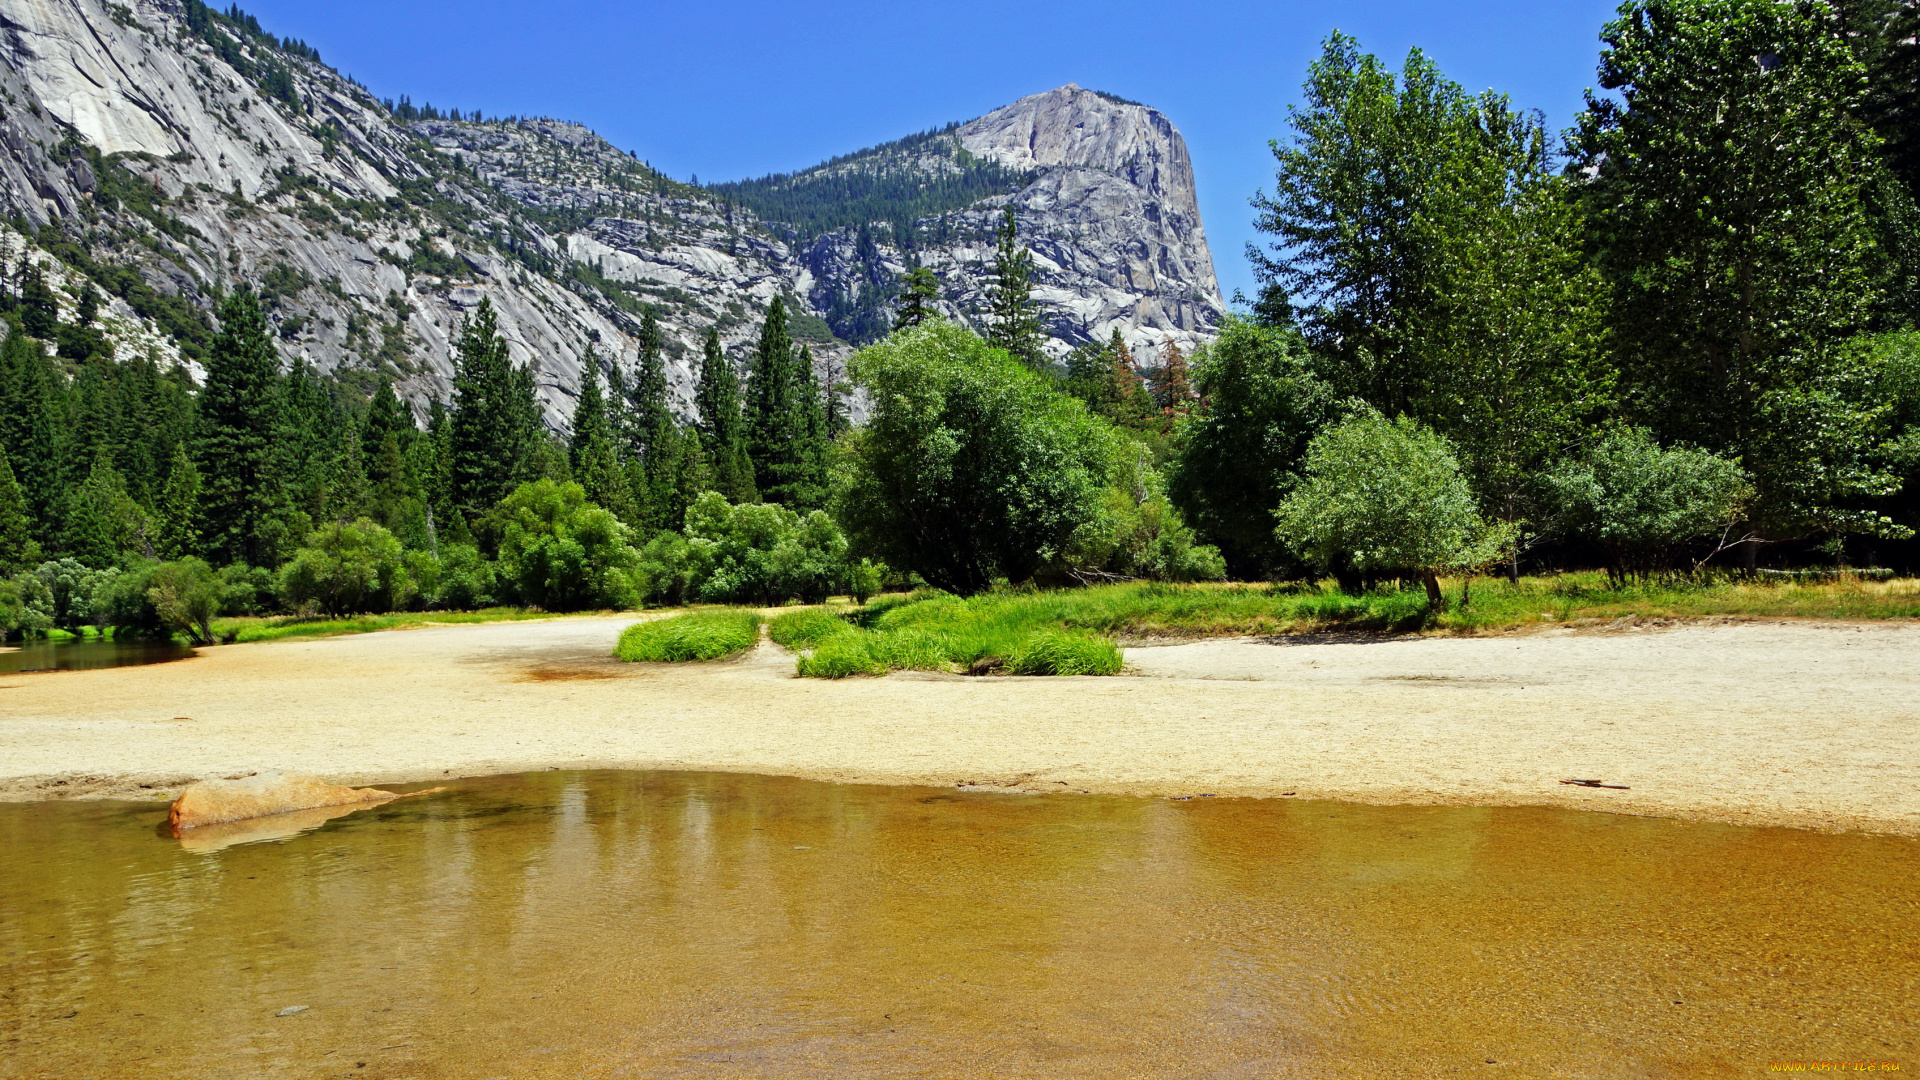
[
  {"x1": 0, "y1": 637, "x2": 193, "y2": 673},
  {"x1": 0, "y1": 771, "x2": 1912, "y2": 1078}
]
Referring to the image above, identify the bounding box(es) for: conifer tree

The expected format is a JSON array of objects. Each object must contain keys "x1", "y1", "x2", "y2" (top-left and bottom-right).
[
  {"x1": 1106, "y1": 329, "x2": 1157, "y2": 428},
  {"x1": 0, "y1": 456, "x2": 38, "y2": 575},
  {"x1": 449, "y1": 297, "x2": 524, "y2": 518},
  {"x1": 0, "y1": 328, "x2": 64, "y2": 546},
  {"x1": 363, "y1": 379, "x2": 412, "y2": 475},
  {"x1": 19, "y1": 260, "x2": 57, "y2": 340},
  {"x1": 327, "y1": 416, "x2": 371, "y2": 524},
  {"x1": 746, "y1": 297, "x2": 810, "y2": 506},
  {"x1": 197, "y1": 288, "x2": 282, "y2": 567},
  {"x1": 986, "y1": 207, "x2": 1045, "y2": 367},
  {"x1": 894, "y1": 266, "x2": 939, "y2": 331},
  {"x1": 63, "y1": 449, "x2": 135, "y2": 566},
  {"x1": 156, "y1": 444, "x2": 202, "y2": 561},
  {"x1": 1155, "y1": 340, "x2": 1194, "y2": 410},
  {"x1": 694, "y1": 326, "x2": 755, "y2": 503},
  {"x1": 569, "y1": 347, "x2": 611, "y2": 472},
  {"x1": 627, "y1": 309, "x2": 674, "y2": 462}
]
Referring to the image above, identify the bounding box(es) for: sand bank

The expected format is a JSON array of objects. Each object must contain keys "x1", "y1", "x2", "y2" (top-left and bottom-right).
[{"x1": 1, "y1": 616, "x2": 1915, "y2": 835}]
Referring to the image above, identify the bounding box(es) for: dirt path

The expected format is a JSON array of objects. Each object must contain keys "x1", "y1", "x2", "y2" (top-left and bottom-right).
[{"x1": 1, "y1": 617, "x2": 1915, "y2": 835}]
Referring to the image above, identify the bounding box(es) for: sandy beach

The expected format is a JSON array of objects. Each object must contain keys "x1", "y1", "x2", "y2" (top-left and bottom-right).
[{"x1": 1, "y1": 615, "x2": 1916, "y2": 835}]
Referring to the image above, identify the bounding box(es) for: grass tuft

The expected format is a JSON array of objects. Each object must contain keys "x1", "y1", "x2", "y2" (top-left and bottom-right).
[
  {"x1": 1006, "y1": 629, "x2": 1124, "y2": 675},
  {"x1": 768, "y1": 609, "x2": 855, "y2": 651},
  {"x1": 615, "y1": 610, "x2": 762, "y2": 662}
]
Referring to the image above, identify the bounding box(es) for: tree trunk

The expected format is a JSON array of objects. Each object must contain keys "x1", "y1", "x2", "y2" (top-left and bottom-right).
[{"x1": 1421, "y1": 570, "x2": 1447, "y2": 613}]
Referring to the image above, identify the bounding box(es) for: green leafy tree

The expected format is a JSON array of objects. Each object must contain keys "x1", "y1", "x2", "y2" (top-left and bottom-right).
[
  {"x1": 147, "y1": 557, "x2": 223, "y2": 644},
  {"x1": 277, "y1": 518, "x2": 415, "y2": 615},
  {"x1": 985, "y1": 207, "x2": 1045, "y2": 367},
  {"x1": 1275, "y1": 413, "x2": 1511, "y2": 610},
  {"x1": 197, "y1": 288, "x2": 282, "y2": 567},
  {"x1": 1548, "y1": 428, "x2": 1753, "y2": 581},
  {"x1": 1574, "y1": 0, "x2": 1901, "y2": 540},
  {"x1": 894, "y1": 266, "x2": 939, "y2": 331},
  {"x1": 834, "y1": 320, "x2": 1116, "y2": 594},
  {"x1": 1166, "y1": 320, "x2": 1338, "y2": 577},
  {"x1": 490, "y1": 479, "x2": 641, "y2": 611}
]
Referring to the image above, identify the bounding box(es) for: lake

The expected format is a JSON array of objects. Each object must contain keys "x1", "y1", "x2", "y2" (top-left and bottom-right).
[{"x1": 1, "y1": 770, "x2": 1912, "y2": 1077}]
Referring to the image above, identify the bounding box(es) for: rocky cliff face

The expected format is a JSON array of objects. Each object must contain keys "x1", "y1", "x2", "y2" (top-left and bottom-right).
[{"x1": 0, "y1": 0, "x2": 1222, "y2": 428}]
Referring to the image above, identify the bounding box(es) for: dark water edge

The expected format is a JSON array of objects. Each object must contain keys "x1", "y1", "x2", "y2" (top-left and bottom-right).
[
  {"x1": 0, "y1": 636, "x2": 194, "y2": 673},
  {"x1": 1, "y1": 770, "x2": 1914, "y2": 1079}
]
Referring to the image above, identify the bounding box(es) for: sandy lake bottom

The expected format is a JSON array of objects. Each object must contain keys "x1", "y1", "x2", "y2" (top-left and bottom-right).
[{"x1": 2, "y1": 769, "x2": 1914, "y2": 1079}]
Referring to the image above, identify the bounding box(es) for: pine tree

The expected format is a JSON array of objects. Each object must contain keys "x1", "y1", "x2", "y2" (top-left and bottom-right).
[
  {"x1": 156, "y1": 444, "x2": 202, "y2": 560},
  {"x1": 746, "y1": 297, "x2": 809, "y2": 506},
  {"x1": 62, "y1": 449, "x2": 134, "y2": 566},
  {"x1": 197, "y1": 288, "x2": 282, "y2": 567},
  {"x1": 0, "y1": 328, "x2": 65, "y2": 547},
  {"x1": 986, "y1": 207, "x2": 1045, "y2": 367},
  {"x1": 627, "y1": 309, "x2": 674, "y2": 461},
  {"x1": 327, "y1": 415, "x2": 371, "y2": 523},
  {"x1": 449, "y1": 297, "x2": 526, "y2": 518},
  {"x1": 363, "y1": 379, "x2": 412, "y2": 478},
  {"x1": 0, "y1": 455, "x2": 38, "y2": 575},
  {"x1": 19, "y1": 260, "x2": 57, "y2": 340},
  {"x1": 694, "y1": 326, "x2": 755, "y2": 503},
  {"x1": 74, "y1": 285, "x2": 100, "y2": 328},
  {"x1": 569, "y1": 346, "x2": 611, "y2": 472},
  {"x1": 1155, "y1": 340, "x2": 1193, "y2": 410},
  {"x1": 894, "y1": 266, "x2": 939, "y2": 331},
  {"x1": 1106, "y1": 329, "x2": 1157, "y2": 428}
]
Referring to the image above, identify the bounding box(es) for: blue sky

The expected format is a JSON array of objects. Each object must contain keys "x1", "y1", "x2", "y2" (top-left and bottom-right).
[{"x1": 242, "y1": 0, "x2": 1624, "y2": 305}]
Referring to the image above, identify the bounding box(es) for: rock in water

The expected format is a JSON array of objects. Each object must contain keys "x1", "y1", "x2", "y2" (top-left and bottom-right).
[{"x1": 167, "y1": 772, "x2": 402, "y2": 833}]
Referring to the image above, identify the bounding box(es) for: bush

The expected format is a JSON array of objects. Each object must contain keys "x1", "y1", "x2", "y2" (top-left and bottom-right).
[
  {"x1": 0, "y1": 574, "x2": 51, "y2": 639},
  {"x1": 1275, "y1": 413, "x2": 1511, "y2": 609},
  {"x1": 614, "y1": 609, "x2": 762, "y2": 662},
  {"x1": 92, "y1": 560, "x2": 163, "y2": 635},
  {"x1": 1548, "y1": 427, "x2": 1752, "y2": 580},
  {"x1": 219, "y1": 563, "x2": 278, "y2": 616},
  {"x1": 148, "y1": 558, "x2": 222, "y2": 644},
  {"x1": 847, "y1": 557, "x2": 885, "y2": 604},
  {"x1": 31, "y1": 559, "x2": 113, "y2": 631},
  {"x1": 433, "y1": 543, "x2": 496, "y2": 609},
  {"x1": 1005, "y1": 629, "x2": 1124, "y2": 676},
  {"x1": 277, "y1": 518, "x2": 415, "y2": 616},
  {"x1": 686, "y1": 492, "x2": 850, "y2": 604},
  {"x1": 491, "y1": 480, "x2": 641, "y2": 611},
  {"x1": 636, "y1": 530, "x2": 710, "y2": 606}
]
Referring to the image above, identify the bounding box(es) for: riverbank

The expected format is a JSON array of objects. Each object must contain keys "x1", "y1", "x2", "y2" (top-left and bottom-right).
[{"x1": 1, "y1": 616, "x2": 1915, "y2": 836}]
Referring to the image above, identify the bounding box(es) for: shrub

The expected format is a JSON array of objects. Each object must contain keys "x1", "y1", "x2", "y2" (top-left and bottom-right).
[
  {"x1": 31, "y1": 558, "x2": 113, "y2": 631},
  {"x1": 847, "y1": 557, "x2": 886, "y2": 604},
  {"x1": 1275, "y1": 413, "x2": 1511, "y2": 609},
  {"x1": 636, "y1": 529, "x2": 710, "y2": 606},
  {"x1": 1548, "y1": 427, "x2": 1752, "y2": 580},
  {"x1": 491, "y1": 480, "x2": 641, "y2": 611},
  {"x1": 686, "y1": 492, "x2": 849, "y2": 604},
  {"x1": 148, "y1": 558, "x2": 222, "y2": 644},
  {"x1": 92, "y1": 560, "x2": 163, "y2": 635},
  {"x1": 218, "y1": 563, "x2": 278, "y2": 616},
  {"x1": 277, "y1": 518, "x2": 415, "y2": 616},
  {"x1": 614, "y1": 609, "x2": 761, "y2": 662},
  {"x1": 1005, "y1": 629, "x2": 1124, "y2": 676},
  {"x1": 433, "y1": 543, "x2": 496, "y2": 609}
]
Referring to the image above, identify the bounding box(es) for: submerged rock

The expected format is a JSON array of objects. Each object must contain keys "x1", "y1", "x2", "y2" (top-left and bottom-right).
[{"x1": 167, "y1": 772, "x2": 403, "y2": 834}]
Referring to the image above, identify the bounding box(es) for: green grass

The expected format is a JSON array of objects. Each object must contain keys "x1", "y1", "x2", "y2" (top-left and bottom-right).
[
  {"x1": 615, "y1": 610, "x2": 763, "y2": 662},
  {"x1": 214, "y1": 608, "x2": 585, "y2": 644},
  {"x1": 777, "y1": 572, "x2": 1920, "y2": 680}
]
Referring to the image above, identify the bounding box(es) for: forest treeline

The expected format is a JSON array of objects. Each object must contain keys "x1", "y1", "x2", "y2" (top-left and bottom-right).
[{"x1": 6, "y1": 0, "x2": 1920, "y2": 642}]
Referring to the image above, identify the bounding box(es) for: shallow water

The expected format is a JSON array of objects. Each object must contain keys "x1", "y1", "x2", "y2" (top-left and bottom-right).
[
  {"x1": 1, "y1": 771, "x2": 1913, "y2": 1079},
  {"x1": 0, "y1": 637, "x2": 193, "y2": 673}
]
